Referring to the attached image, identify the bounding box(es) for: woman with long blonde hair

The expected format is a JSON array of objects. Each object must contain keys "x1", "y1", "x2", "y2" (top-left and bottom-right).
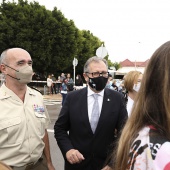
[
  {"x1": 112, "y1": 41, "x2": 170, "y2": 170},
  {"x1": 124, "y1": 71, "x2": 143, "y2": 117}
]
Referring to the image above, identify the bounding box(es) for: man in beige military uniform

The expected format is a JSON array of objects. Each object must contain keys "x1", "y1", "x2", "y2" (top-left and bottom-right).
[{"x1": 0, "y1": 48, "x2": 55, "y2": 170}]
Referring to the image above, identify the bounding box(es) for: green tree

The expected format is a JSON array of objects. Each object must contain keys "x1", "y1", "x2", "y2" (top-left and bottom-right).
[
  {"x1": 0, "y1": 0, "x2": 103, "y2": 76},
  {"x1": 75, "y1": 30, "x2": 102, "y2": 74},
  {"x1": 113, "y1": 62, "x2": 121, "y2": 70},
  {"x1": 104, "y1": 55, "x2": 114, "y2": 68},
  {"x1": 104, "y1": 55, "x2": 121, "y2": 70}
]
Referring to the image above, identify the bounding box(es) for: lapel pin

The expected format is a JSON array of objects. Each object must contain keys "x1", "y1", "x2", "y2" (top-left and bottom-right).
[{"x1": 107, "y1": 98, "x2": 110, "y2": 101}]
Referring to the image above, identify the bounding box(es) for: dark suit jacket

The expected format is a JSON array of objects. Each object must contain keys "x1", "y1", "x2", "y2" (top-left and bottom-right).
[{"x1": 54, "y1": 87, "x2": 127, "y2": 170}]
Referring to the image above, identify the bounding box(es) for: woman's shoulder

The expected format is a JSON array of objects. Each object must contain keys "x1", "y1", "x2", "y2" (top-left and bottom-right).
[
  {"x1": 148, "y1": 128, "x2": 170, "y2": 169},
  {"x1": 154, "y1": 142, "x2": 170, "y2": 169},
  {"x1": 129, "y1": 127, "x2": 170, "y2": 169}
]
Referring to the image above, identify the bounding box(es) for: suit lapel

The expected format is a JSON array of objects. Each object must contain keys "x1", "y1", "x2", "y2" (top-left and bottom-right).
[{"x1": 80, "y1": 88, "x2": 93, "y2": 134}]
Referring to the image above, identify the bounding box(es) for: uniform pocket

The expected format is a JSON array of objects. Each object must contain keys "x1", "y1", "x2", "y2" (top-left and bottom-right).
[
  {"x1": 0, "y1": 117, "x2": 21, "y2": 145},
  {"x1": 34, "y1": 111, "x2": 46, "y2": 136}
]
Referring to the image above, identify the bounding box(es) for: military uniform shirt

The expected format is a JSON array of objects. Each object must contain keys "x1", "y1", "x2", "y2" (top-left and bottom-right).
[{"x1": 0, "y1": 84, "x2": 50, "y2": 167}]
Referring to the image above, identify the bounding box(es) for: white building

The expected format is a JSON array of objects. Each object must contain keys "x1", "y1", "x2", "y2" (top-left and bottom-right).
[{"x1": 115, "y1": 59, "x2": 149, "y2": 78}]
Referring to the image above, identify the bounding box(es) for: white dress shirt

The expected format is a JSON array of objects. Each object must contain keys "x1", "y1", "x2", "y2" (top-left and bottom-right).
[{"x1": 87, "y1": 86, "x2": 104, "y2": 122}]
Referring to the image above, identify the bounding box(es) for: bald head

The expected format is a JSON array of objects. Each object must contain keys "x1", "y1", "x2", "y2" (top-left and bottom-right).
[{"x1": 0, "y1": 48, "x2": 31, "y2": 65}]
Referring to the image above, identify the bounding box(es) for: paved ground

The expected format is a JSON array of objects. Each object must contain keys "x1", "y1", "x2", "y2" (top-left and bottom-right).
[
  {"x1": 44, "y1": 94, "x2": 64, "y2": 170},
  {"x1": 34, "y1": 87, "x2": 63, "y2": 169},
  {"x1": 43, "y1": 93, "x2": 62, "y2": 101}
]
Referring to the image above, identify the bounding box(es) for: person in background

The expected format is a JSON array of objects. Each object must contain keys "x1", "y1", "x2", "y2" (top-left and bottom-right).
[
  {"x1": 105, "y1": 74, "x2": 114, "y2": 90},
  {"x1": 118, "y1": 76, "x2": 128, "y2": 105},
  {"x1": 56, "y1": 75, "x2": 62, "y2": 93},
  {"x1": 60, "y1": 73, "x2": 66, "y2": 83},
  {"x1": 124, "y1": 71, "x2": 143, "y2": 117},
  {"x1": 51, "y1": 74, "x2": 57, "y2": 94},
  {"x1": 60, "y1": 78, "x2": 68, "y2": 106},
  {"x1": 75, "y1": 74, "x2": 83, "y2": 86},
  {"x1": 74, "y1": 74, "x2": 84, "y2": 90},
  {"x1": 66, "y1": 73, "x2": 74, "y2": 92},
  {"x1": 47, "y1": 74, "x2": 53, "y2": 95},
  {"x1": 117, "y1": 79, "x2": 123, "y2": 93},
  {"x1": 54, "y1": 56, "x2": 127, "y2": 170},
  {"x1": 112, "y1": 41, "x2": 170, "y2": 170},
  {"x1": 0, "y1": 48, "x2": 55, "y2": 170},
  {"x1": 112, "y1": 79, "x2": 118, "y2": 91}
]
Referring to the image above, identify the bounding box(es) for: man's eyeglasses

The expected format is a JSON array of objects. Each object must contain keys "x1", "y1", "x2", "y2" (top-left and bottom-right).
[{"x1": 86, "y1": 71, "x2": 109, "y2": 78}]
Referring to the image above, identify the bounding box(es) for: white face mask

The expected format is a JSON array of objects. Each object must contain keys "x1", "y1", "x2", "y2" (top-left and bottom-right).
[{"x1": 133, "y1": 82, "x2": 141, "y2": 92}]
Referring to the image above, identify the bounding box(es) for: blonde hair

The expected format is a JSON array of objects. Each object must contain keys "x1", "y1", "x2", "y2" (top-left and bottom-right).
[
  {"x1": 124, "y1": 71, "x2": 141, "y2": 92},
  {"x1": 113, "y1": 41, "x2": 170, "y2": 170}
]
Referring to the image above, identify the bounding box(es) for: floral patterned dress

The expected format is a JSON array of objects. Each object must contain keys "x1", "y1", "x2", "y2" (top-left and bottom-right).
[{"x1": 128, "y1": 126, "x2": 170, "y2": 170}]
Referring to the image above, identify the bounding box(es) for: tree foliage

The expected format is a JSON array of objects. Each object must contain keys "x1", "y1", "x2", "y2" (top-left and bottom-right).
[
  {"x1": 0, "y1": 0, "x2": 104, "y2": 76},
  {"x1": 112, "y1": 62, "x2": 121, "y2": 70}
]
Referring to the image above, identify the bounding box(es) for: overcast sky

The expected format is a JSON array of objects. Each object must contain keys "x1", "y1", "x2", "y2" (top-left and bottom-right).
[{"x1": 1, "y1": 0, "x2": 170, "y2": 62}]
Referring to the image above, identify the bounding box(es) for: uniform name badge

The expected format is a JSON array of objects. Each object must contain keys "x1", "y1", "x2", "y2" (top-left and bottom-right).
[{"x1": 33, "y1": 104, "x2": 46, "y2": 118}]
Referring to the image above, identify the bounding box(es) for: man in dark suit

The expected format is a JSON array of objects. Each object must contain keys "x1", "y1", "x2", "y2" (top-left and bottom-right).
[{"x1": 54, "y1": 56, "x2": 127, "y2": 170}]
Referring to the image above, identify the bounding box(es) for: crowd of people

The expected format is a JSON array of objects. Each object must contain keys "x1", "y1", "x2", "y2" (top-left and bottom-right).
[
  {"x1": 1, "y1": 40, "x2": 170, "y2": 170},
  {"x1": 46, "y1": 72, "x2": 84, "y2": 106},
  {"x1": 46, "y1": 73, "x2": 84, "y2": 92}
]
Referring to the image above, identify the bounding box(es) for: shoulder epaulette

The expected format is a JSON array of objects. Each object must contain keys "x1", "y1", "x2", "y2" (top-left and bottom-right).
[{"x1": 28, "y1": 86, "x2": 42, "y2": 94}]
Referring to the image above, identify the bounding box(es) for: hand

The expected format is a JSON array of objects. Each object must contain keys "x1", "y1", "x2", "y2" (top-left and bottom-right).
[
  {"x1": 101, "y1": 165, "x2": 113, "y2": 170},
  {"x1": 47, "y1": 162, "x2": 55, "y2": 170},
  {"x1": 66, "y1": 149, "x2": 85, "y2": 164}
]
